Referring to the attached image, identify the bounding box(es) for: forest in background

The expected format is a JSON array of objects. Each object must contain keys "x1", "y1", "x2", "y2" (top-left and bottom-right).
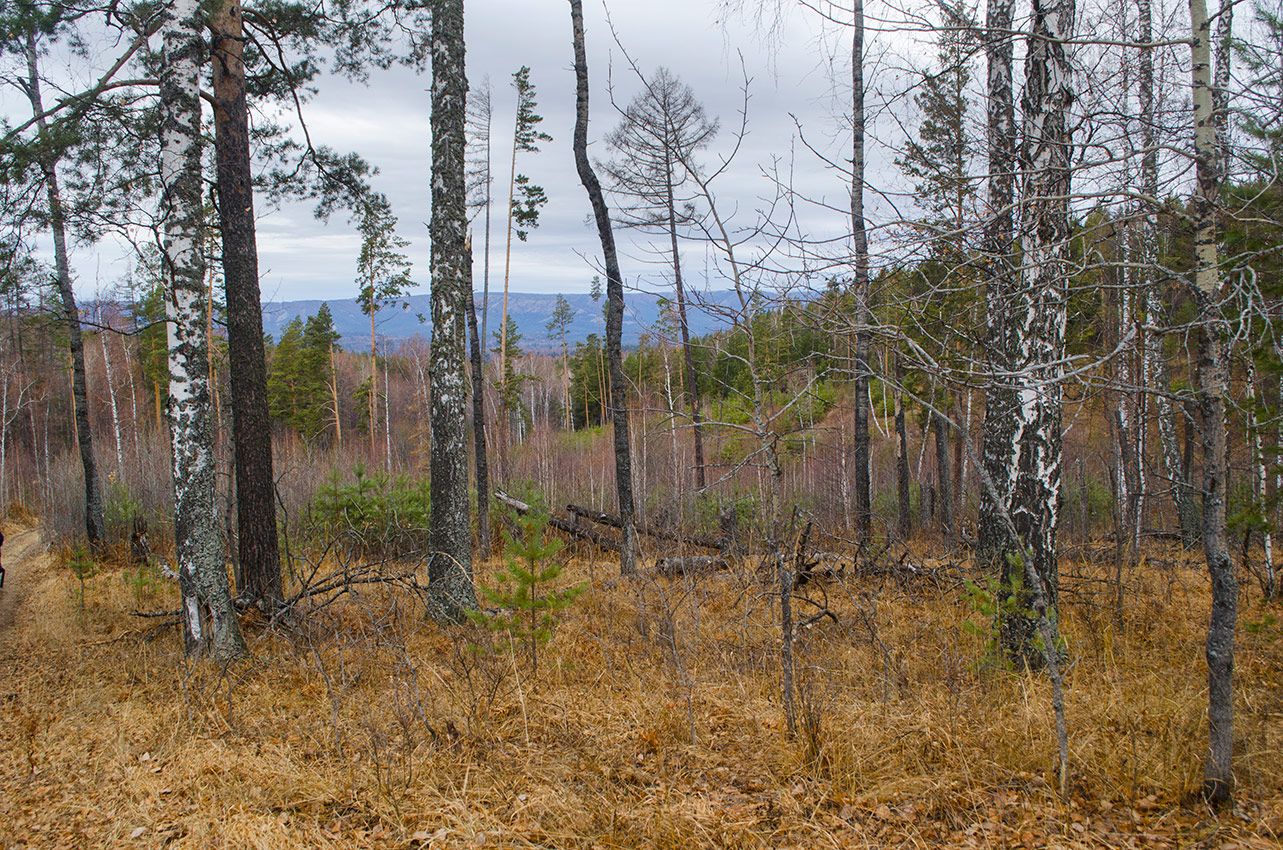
[{"x1": 0, "y1": 0, "x2": 1282, "y2": 842}]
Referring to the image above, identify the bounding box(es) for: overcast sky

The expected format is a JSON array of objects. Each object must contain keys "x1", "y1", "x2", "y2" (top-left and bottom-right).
[
  {"x1": 30, "y1": 0, "x2": 941, "y2": 304},
  {"x1": 249, "y1": 0, "x2": 872, "y2": 306}
]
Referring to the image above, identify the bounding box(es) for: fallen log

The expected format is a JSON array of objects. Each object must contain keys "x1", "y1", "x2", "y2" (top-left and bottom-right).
[
  {"x1": 653, "y1": 555, "x2": 729, "y2": 576},
  {"x1": 494, "y1": 490, "x2": 622, "y2": 553},
  {"x1": 565, "y1": 503, "x2": 725, "y2": 551}
]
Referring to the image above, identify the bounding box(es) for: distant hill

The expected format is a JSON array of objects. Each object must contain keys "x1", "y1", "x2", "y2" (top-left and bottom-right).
[{"x1": 261, "y1": 290, "x2": 744, "y2": 352}]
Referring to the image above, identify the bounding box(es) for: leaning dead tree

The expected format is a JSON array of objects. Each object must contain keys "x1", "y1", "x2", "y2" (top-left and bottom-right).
[{"x1": 568, "y1": 0, "x2": 639, "y2": 575}]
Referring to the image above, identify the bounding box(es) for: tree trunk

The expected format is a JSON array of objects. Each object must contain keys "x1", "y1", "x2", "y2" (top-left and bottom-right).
[
  {"x1": 569, "y1": 0, "x2": 638, "y2": 575},
  {"x1": 466, "y1": 243, "x2": 492, "y2": 559},
  {"x1": 665, "y1": 167, "x2": 706, "y2": 491},
  {"x1": 978, "y1": 0, "x2": 1017, "y2": 569},
  {"x1": 212, "y1": 0, "x2": 281, "y2": 607},
  {"x1": 22, "y1": 35, "x2": 106, "y2": 550},
  {"x1": 329, "y1": 341, "x2": 342, "y2": 447},
  {"x1": 895, "y1": 356, "x2": 912, "y2": 538},
  {"x1": 933, "y1": 408, "x2": 953, "y2": 536},
  {"x1": 101, "y1": 331, "x2": 124, "y2": 474},
  {"x1": 427, "y1": 0, "x2": 477, "y2": 620},
  {"x1": 160, "y1": 0, "x2": 245, "y2": 660},
  {"x1": 1188, "y1": 0, "x2": 1236, "y2": 802},
  {"x1": 1002, "y1": 0, "x2": 1074, "y2": 668},
  {"x1": 850, "y1": 0, "x2": 872, "y2": 548}
]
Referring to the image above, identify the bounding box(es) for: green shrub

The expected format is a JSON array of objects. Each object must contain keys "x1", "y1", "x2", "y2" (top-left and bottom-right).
[{"x1": 309, "y1": 465, "x2": 431, "y2": 558}]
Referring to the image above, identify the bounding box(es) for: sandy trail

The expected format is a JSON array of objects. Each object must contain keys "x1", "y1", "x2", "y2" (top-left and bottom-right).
[{"x1": 0, "y1": 525, "x2": 45, "y2": 636}]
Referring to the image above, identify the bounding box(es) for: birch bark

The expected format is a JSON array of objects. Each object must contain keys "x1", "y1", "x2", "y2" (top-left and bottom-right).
[
  {"x1": 1003, "y1": 0, "x2": 1075, "y2": 666},
  {"x1": 1188, "y1": 0, "x2": 1236, "y2": 802},
  {"x1": 160, "y1": 0, "x2": 244, "y2": 660},
  {"x1": 428, "y1": 0, "x2": 477, "y2": 619}
]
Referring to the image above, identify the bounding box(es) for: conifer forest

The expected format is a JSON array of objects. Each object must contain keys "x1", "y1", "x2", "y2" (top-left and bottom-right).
[{"x1": 1, "y1": 0, "x2": 1282, "y2": 845}]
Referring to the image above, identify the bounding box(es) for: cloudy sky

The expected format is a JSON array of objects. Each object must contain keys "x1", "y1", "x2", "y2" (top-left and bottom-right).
[
  {"x1": 40, "y1": 0, "x2": 933, "y2": 304},
  {"x1": 250, "y1": 0, "x2": 870, "y2": 306}
]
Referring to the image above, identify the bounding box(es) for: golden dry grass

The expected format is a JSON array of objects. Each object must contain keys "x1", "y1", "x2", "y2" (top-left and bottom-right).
[{"x1": 0, "y1": 526, "x2": 1280, "y2": 849}]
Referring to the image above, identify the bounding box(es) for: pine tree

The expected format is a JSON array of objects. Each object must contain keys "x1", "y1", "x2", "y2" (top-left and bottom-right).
[
  {"x1": 896, "y1": 0, "x2": 979, "y2": 260},
  {"x1": 355, "y1": 193, "x2": 414, "y2": 468},
  {"x1": 499, "y1": 66, "x2": 552, "y2": 444},
  {"x1": 492, "y1": 315, "x2": 531, "y2": 436},
  {"x1": 546, "y1": 294, "x2": 575, "y2": 429}
]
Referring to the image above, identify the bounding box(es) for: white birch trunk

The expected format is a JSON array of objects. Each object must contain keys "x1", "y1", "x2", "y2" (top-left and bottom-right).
[
  {"x1": 160, "y1": 0, "x2": 244, "y2": 660},
  {"x1": 1189, "y1": 0, "x2": 1235, "y2": 802},
  {"x1": 101, "y1": 331, "x2": 124, "y2": 474}
]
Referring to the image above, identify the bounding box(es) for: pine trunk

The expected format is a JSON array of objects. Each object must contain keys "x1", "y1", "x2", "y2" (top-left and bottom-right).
[
  {"x1": 213, "y1": 0, "x2": 281, "y2": 607},
  {"x1": 23, "y1": 36, "x2": 106, "y2": 550}
]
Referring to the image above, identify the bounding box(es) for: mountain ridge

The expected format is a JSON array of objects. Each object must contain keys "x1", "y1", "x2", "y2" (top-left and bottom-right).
[{"x1": 261, "y1": 289, "x2": 743, "y2": 353}]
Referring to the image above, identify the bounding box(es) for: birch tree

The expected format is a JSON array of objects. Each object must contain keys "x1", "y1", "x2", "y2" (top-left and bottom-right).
[
  {"x1": 1188, "y1": 0, "x2": 1236, "y2": 802},
  {"x1": 995, "y1": 0, "x2": 1076, "y2": 667},
  {"x1": 428, "y1": 0, "x2": 477, "y2": 619},
  {"x1": 979, "y1": 0, "x2": 1019, "y2": 572},
  {"x1": 160, "y1": 0, "x2": 245, "y2": 660}
]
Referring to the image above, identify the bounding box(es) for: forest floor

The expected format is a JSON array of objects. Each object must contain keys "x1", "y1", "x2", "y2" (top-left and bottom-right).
[{"x1": 0, "y1": 522, "x2": 1281, "y2": 849}]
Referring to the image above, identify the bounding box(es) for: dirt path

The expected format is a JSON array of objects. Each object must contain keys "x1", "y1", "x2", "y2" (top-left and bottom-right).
[{"x1": 0, "y1": 525, "x2": 45, "y2": 636}]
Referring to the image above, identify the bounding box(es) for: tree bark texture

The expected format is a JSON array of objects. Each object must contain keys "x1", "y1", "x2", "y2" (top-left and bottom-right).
[
  {"x1": 1001, "y1": 0, "x2": 1074, "y2": 667},
  {"x1": 160, "y1": 0, "x2": 245, "y2": 661},
  {"x1": 428, "y1": 0, "x2": 477, "y2": 619},
  {"x1": 1188, "y1": 0, "x2": 1236, "y2": 803},
  {"x1": 22, "y1": 36, "x2": 106, "y2": 551},
  {"x1": 212, "y1": 0, "x2": 281, "y2": 607},
  {"x1": 979, "y1": 0, "x2": 1017, "y2": 567},
  {"x1": 933, "y1": 409, "x2": 953, "y2": 535},
  {"x1": 465, "y1": 243, "x2": 492, "y2": 559},
  {"x1": 569, "y1": 0, "x2": 638, "y2": 575},
  {"x1": 850, "y1": 0, "x2": 872, "y2": 547},
  {"x1": 895, "y1": 357, "x2": 912, "y2": 538}
]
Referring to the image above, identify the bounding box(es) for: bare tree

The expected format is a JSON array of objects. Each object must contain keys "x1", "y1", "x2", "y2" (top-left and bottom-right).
[
  {"x1": 1188, "y1": 0, "x2": 1236, "y2": 803},
  {"x1": 569, "y1": 0, "x2": 639, "y2": 576},
  {"x1": 602, "y1": 68, "x2": 718, "y2": 491}
]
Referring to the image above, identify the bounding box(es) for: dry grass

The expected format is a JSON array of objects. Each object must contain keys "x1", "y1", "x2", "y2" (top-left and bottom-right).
[{"x1": 1, "y1": 530, "x2": 1281, "y2": 849}]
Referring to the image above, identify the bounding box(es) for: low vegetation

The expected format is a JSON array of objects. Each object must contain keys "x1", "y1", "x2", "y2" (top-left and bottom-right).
[{"x1": 0, "y1": 518, "x2": 1279, "y2": 847}]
